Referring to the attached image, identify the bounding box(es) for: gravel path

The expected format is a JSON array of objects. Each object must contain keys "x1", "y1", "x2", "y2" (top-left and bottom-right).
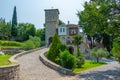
[
  {"x1": 17, "y1": 48, "x2": 120, "y2": 80},
  {"x1": 17, "y1": 48, "x2": 70, "y2": 80}
]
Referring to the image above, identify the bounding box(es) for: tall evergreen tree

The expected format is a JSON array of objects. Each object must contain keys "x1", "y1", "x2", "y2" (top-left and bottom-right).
[{"x1": 11, "y1": 6, "x2": 17, "y2": 37}]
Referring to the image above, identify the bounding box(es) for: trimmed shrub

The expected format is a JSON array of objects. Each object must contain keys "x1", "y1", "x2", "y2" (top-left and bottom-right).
[
  {"x1": 0, "y1": 40, "x2": 22, "y2": 47},
  {"x1": 46, "y1": 33, "x2": 62, "y2": 63},
  {"x1": 60, "y1": 50, "x2": 76, "y2": 69}
]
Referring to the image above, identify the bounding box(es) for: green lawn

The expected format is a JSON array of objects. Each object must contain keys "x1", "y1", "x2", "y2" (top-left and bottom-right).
[
  {"x1": 0, "y1": 55, "x2": 11, "y2": 66},
  {"x1": 73, "y1": 60, "x2": 106, "y2": 73}
]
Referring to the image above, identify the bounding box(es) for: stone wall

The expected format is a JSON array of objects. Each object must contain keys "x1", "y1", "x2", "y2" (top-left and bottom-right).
[
  {"x1": 39, "y1": 52, "x2": 75, "y2": 76},
  {"x1": 0, "y1": 64, "x2": 19, "y2": 80},
  {"x1": 45, "y1": 9, "x2": 59, "y2": 45}
]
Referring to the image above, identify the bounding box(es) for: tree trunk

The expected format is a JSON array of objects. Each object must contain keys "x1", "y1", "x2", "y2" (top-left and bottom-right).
[
  {"x1": 96, "y1": 57, "x2": 99, "y2": 63},
  {"x1": 90, "y1": 37, "x2": 94, "y2": 49}
]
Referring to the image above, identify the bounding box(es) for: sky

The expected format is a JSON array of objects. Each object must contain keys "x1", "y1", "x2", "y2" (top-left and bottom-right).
[{"x1": 0, "y1": 0, "x2": 89, "y2": 29}]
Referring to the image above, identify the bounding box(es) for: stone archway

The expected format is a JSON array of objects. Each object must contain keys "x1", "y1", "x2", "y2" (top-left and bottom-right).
[
  {"x1": 48, "y1": 37, "x2": 53, "y2": 46},
  {"x1": 69, "y1": 46, "x2": 74, "y2": 54}
]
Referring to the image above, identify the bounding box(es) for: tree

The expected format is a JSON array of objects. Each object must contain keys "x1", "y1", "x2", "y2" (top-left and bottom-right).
[
  {"x1": 17, "y1": 23, "x2": 36, "y2": 41},
  {"x1": 36, "y1": 28, "x2": 45, "y2": 41},
  {"x1": 26, "y1": 24, "x2": 36, "y2": 37},
  {"x1": 59, "y1": 20, "x2": 65, "y2": 25},
  {"x1": 111, "y1": 37, "x2": 120, "y2": 62},
  {"x1": 77, "y1": 1, "x2": 113, "y2": 51},
  {"x1": 72, "y1": 34, "x2": 83, "y2": 56},
  {"x1": 72, "y1": 34, "x2": 84, "y2": 68},
  {"x1": 11, "y1": 6, "x2": 18, "y2": 37},
  {"x1": 90, "y1": 48, "x2": 109, "y2": 63},
  {"x1": 46, "y1": 33, "x2": 62, "y2": 63},
  {"x1": 0, "y1": 18, "x2": 11, "y2": 40}
]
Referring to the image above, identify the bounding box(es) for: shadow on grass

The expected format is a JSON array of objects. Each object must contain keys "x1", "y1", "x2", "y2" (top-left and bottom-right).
[{"x1": 77, "y1": 67, "x2": 120, "y2": 80}]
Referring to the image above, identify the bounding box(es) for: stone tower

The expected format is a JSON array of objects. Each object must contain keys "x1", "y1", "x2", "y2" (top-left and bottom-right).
[{"x1": 45, "y1": 9, "x2": 59, "y2": 46}]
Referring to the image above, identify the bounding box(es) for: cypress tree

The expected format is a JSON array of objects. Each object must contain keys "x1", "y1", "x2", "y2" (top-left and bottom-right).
[{"x1": 11, "y1": 6, "x2": 17, "y2": 37}]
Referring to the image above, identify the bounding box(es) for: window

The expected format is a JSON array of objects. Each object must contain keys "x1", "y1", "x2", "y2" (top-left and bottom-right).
[
  {"x1": 60, "y1": 28, "x2": 62, "y2": 32},
  {"x1": 63, "y1": 28, "x2": 65, "y2": 32},
  {"x1": 69, "y1": 28, "x2": 78, "y2": 35},
  {"x1": 58, "y1": 27, "x2": 67, "y2": 35}
]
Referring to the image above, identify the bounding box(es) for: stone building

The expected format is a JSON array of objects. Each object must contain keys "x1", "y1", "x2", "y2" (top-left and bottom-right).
[
  {"x1": 44, "y1": 9, "x2": 59, "y2": 46},
  {"x1": 44, "y1": 9, "x2": 88, "y2": 53}
]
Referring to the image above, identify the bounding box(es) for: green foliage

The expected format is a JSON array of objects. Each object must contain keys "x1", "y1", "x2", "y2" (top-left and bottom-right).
[
  {"x1": 17, "y1": 23, "x2": 36, "y2": 41},
  {"x1": 76, "y1": 52, "x2": 85, "y2": 68},
  {"x1": 90, "y1": 48, "x2": 109, "y2": 62},
  {"x1": 36, "y1": 28, "x2": 45, "y2": 41},
  {"x1": 29, "y1": 36, "x2": 41, "y2": 48},
  {"x1": 111, "y1": 37, "x2": 120, "y2": 62},
  {"x1": 0, "y1": 18, "x2": 11, "y2": 40},
  {"x1": 77, "y1": 0, "x2": 120, "y2": 52},
  {"x1": 11, "y1": 6, "x2": 18, "y2": 37},
  {"x1": 0, "y1": 40, "x2": 22, "y2": 47},
  {"x1": 73, "y1": 35, "x2": 83, "y2": 47},
  {"x1": 72, "y1": 34, "x2": 84, "y2": 67},
  {"x1": 72, "y1": 35, "x2": 83, "y2": 56},
  {"x1": 40, "y1": 41, "x2": 45, "y2": 47},
  {"x1": 77, "y1": 1, "x2": 110, "y2": 36},
  {"x1": 60, "y1": 50, "x2": 76, "y2": 69},
  {"x1": 26, "y1": 24, "x2": 36, "y2": 37},
  {"x1": 59, "y1": 20, "x2": 65, "y2": 25},
  {"x1": 46, "y1": 33, "x2": 62, "y2": 63},
  {"x1": 22, "y1": 40, "x2": 35, "y2": 50},
  {"x1": 58, "y1": 44, "x2": 68, "y2": 51},
  {"x1": 22, "y1": 36, "x2": 41, "y2": 50}
]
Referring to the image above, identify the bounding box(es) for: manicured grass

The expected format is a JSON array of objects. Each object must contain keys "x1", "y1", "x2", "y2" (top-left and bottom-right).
[
  {"x1": 73, "y1": 60, "x2": 106, "y2": 73},
  {"x1": 0, "y1": 55, "x2": 11, "y2": 66}
]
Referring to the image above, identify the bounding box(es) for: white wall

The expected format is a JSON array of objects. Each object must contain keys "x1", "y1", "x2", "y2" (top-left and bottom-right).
[{"x1": 58, "y1": 27, "x2": 67, "y2": 35}]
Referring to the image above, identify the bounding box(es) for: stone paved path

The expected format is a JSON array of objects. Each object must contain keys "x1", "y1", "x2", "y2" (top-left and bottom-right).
[
  {"x1": 17, "y1": 48, "x2": 72, "y2": 80},
  {"x1": 17, "y1": 48, "x2": 120, "y2": 80}
]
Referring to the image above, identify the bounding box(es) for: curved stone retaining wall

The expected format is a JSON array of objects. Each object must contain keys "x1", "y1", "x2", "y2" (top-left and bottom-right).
[
  {"x1": 0, "y1": 64, "x2": 19, "y2": 80},
  {"x1": 39, "y1": 52, "x2": 75, "y2": 76},
  {"x1": 0, "y1": 47, "x2": 45, "y2": 80}
]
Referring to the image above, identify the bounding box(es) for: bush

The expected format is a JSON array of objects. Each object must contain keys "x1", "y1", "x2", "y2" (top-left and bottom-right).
[
  {"x1": 76, "y1": 52, "x2": 85, "y2": 68},
  {"x1": 0, "y1": 40, "x2": 22, "y2": 47},
  {"x1": 29, "y1": 36, "x2": 41, "y2": 48},
  {"x1": 58, "y1": 44, "x2": 68, "y2": 51},
  {"x1": 22, "y1": 40, "x2": 35, "y2": 50},
  {"x1": 46, "y1": 33, "x2": 62, "y2": 63},
  {"x1": 60, "y1": 50, "x2": 76, "y2": 69},
  {"x1": 55, "y1": 44, "x2": 68, "y2": 64},
  {"x1": 40, "y1": 41, "x2": 45, "y2": 47}
]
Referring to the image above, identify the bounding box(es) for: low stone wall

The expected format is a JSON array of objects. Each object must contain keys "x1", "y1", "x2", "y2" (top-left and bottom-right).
[
  {"x1": 39, "y1": 52, "x2": 75, "y2": 76},
  {"x1": 0, "y1": 47, "x2": 45, "y2": 80},
  {"x1": 2, "y1": 47, "x2": 23, "y2": 55},
  {"x1": 0, "y1": 64, "x2": 19, "y2": 80}
]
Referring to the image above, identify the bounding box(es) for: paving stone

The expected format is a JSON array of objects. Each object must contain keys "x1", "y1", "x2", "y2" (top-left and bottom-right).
[{"x1": 17, "y1": 48, "x2": 120, "y2": 80}]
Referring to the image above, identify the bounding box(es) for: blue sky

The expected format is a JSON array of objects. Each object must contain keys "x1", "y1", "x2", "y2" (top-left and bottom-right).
[{"x1": 0, "y1": 0, "x2": 89, "y2": 29}]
